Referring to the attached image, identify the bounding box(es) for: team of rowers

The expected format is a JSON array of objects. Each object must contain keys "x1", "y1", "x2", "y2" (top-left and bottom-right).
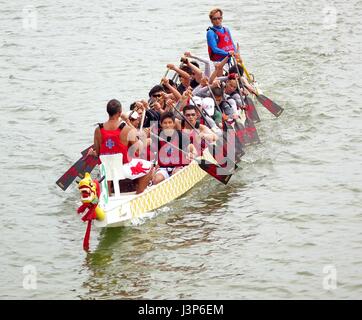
[{"x1": 88, "y1": 8, "x2": 259, "y2": 194}]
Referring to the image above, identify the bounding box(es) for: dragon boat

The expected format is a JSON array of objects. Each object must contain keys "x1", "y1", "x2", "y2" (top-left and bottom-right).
[{"x1": 77, "y1": 108, "x2": 249, "y2": 229}]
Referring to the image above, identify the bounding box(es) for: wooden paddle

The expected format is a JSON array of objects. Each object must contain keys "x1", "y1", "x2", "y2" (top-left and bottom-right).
[
  {"x1": 241, "y1": 62, "x2": 284, "y2": 117},
  {"x1": 56, "y1": 145, "x2": 98, "y2": 191},
  {"x1": 231, "y1": 56, "x2": 261, "y2": 123}
]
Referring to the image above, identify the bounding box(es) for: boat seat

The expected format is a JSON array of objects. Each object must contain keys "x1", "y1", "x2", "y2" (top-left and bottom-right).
[{"x1": 99, "y1": 154, "x2": 125, "y2": 198}]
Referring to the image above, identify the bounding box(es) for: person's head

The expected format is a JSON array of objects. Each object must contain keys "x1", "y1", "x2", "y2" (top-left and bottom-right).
[
  {"x1": 225, "y1": 79, "x2": 238, "y2": 94},
  {"x1": 106, "y1": 99, "x2": 122, "y2": 118},
  {"x1": 148, "y1": 85, "x2": 165, "y2": 103},
  {"x1": 209, "y1": 8, "x2": 223, "y2": 27},
  {"x1": 212, "y1": 86, "x2": 224, "y2": 102},
  {"x1": 160, "y1": 111, "x2": 176, "y2": 130},
  {"x1": 183, "y1": 105, "x2": 198, "y2": 126},
  {"x1": 228, "y1": 64, "x2": 244, "y2": 77},
  {"x1": 128, "y1": 110, "x2": 140, "y2": 128}
]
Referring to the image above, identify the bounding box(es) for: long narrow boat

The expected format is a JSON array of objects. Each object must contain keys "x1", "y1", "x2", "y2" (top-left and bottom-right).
[{"x1": 84, "y1": 110, "x2": 247, "y2": 229}]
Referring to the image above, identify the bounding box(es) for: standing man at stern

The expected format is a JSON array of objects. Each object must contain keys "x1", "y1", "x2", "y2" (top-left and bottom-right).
[{"x1": 207, "y1": 8, "x2": 236, "y2": 63}]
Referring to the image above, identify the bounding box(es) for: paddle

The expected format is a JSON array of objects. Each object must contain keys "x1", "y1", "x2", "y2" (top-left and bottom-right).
[
  {"x1": 231, "y1": 56, "x2": 261, "y2": 123},
  {"x1": 160, "y1": 69, "x2": 170, "y2": 85},
  {"x1": 204, "y1": 84, "x2": 249, "y2": 159},
  {"x1": 56, "y1": 145, "x2": 98, "y2": 191},
  {"x1": 240, "y1": 61, "x2": 284, "y2": 117}
]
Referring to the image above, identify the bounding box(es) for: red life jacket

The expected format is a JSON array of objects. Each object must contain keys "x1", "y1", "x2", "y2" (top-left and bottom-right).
[
  {"x1": 207, "y1": 27, "x2": 234, "y2": 61},
  {"x1": 158, "y1": 130, "x2": 188, "y2": 167},
  {"x1": 99, "y1": 123, "x2": 130, "y2": 163},
  {"x1": 181, "y1": 120, "x2": 206, "y2": 155}
]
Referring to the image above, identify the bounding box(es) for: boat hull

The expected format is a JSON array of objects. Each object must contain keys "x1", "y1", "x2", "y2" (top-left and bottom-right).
[{"x1": 94, "y1": 159, "x2": 208, "y2": 228}]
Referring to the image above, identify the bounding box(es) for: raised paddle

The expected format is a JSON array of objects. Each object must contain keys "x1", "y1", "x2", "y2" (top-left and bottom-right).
[
  {"x1": 160, "y1": 69, "x2": 170, "y2": 85},
  {"x1": 231, "y1": 56, "x2": 261, "y2": 123}
]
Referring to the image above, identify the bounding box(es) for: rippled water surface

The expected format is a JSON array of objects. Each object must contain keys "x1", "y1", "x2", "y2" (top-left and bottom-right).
[{"x1": 1, "y1": 0, "x2": 362, "y2": 299}]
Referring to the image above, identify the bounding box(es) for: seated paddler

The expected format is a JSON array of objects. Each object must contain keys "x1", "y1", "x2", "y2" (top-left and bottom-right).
[
  {"x1": 152, "y1": 112, "x2": 197, "y2": 185},
  {"x1": 88, "y1": 99, "x2": 153, "y2": 194}
]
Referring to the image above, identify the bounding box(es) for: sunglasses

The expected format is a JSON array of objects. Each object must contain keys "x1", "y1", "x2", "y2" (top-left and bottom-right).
[
  {"x1": 212, "y1": 16, "x2": 223, "y2": 21},
  {"x1": 152, "y1": 94, "x2": 162, "y2": 98},
  {"x1": 184, "y1": 113, "x2": 196, "y2": 117}
]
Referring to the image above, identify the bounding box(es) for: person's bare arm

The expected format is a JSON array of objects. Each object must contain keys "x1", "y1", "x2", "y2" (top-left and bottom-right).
[
  {"x1": 161, "y1": 77, "x2": 182, "y2": 101},
  {"x1": 167, "y1": 63, "x2": 191, "y2": 81},
  {"x1": 183, "y1": 57, "x2": 203, "y2": 83},
  {"x1": 93, "y1": 126, "x2": 101, "y2": 156},
  {"x1": 184, "y1": 51, "x2": 211, "y2": 77}
]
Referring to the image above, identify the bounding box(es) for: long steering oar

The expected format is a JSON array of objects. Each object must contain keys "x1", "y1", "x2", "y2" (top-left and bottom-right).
[
  {"x1": 231, "y1": 56, "x2": 260, "y2": 123},
  {"x1": 240, "y1": 62, "x2": 284, "y2": 117}
]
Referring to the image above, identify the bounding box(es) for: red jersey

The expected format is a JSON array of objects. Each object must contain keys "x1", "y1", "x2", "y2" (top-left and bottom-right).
[{"x1": 98, "y1": 123, "x2": 130, "y2": 163}]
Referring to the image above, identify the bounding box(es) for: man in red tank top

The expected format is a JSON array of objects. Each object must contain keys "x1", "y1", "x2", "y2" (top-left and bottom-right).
[{"x1": 90, "y1": 99, "x2": 153, "y2": 194}]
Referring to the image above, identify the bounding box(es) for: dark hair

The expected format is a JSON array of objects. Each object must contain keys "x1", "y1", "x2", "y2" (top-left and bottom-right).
[
  {"x1": 160, "y1": 111, "x2": 175, "y2": 123},
  {"x1": 180, "y1": 65, "x2": 192, "y2": 75},
  {"x1": 228, "y1": 64, "x2": 244, "y2": 77},
  {"x1": 106, "y1": 99, "x2": 122, "y2": 116},
  {"x1": 129, "y1": 102, "x2": 137, "y2": 110},
  {"x1": 212, "y1": 86, "x2": 224, "y2": 97},
  {"x1": 183, "y1": 104, "x2": 197, "y2": 114},
  {"x1": 190, "y1": 61, "x2": 200, "y2": 69},
  {"x1": 148, "y1": 85, "x2": 165, "y2": 98}
]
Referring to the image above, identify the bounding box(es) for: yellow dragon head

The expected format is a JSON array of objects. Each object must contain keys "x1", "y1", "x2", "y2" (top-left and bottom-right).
[{"x1": 78, "y1": 172, "x2": 99, "y2": 204}]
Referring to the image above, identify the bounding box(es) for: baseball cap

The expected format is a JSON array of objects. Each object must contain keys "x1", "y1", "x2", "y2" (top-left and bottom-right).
[
  {"x1": 201, "y1": 97, "x2": 215, "y2": 117},
  {"x1": 127, "y1": 110, "x2": 139, "y2": 120},
  {"x1": 190, "y1": 96, "x2": 202, "y2": 106}
]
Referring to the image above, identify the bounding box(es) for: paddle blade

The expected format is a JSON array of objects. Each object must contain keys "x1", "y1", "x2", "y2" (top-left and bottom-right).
[
  {"x1": 224, "y1": 121, "x2": 245, "y2": 161},
  {"x1": 256, "y1": 94, "x2": 284, "y2": 117},
  {"x1": 56, "y1": 153, "x2": 98, "y2": 191},
  {"x1": 244, "y1": 96, "x2": 261, "y2": 123},
  {"x1": 233, "y1": 118, "x2": 250, "y2": 147},
  {"x1": 209, "y1": 138, "x2": 239, "y2": 169},
  {"x1": 197, "y1": 160, "x2": 234, "y2": 185},
  {"x1": 244, "y1": 116, "x2": 261, "y2": 145},
  {"x1": 81, "y1": 144, "x2": 95, "y2": 156}
]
